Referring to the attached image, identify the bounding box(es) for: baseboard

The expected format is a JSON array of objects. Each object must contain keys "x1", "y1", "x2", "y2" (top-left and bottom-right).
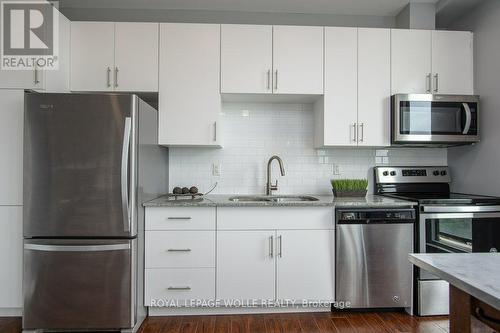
[
  {"x1": 0, "y1": 308, "x2": 22, "y2": 317},
  {"x1": 148, "y1": 306, "x2": 331, "y2": 316}
]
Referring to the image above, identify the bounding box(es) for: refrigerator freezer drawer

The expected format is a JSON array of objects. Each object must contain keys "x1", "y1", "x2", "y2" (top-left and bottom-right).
[
  {"x1": 23, "y1": 239, "x2": 136, "y2": 330},
  {"x1": 418, "y1": 280, "x2": 450, "y2": 316}
]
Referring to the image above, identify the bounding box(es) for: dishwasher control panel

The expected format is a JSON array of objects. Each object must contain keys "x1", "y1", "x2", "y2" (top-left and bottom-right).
[{"x1": 336, "y1": 209, "x2": 416, "y2": 224}]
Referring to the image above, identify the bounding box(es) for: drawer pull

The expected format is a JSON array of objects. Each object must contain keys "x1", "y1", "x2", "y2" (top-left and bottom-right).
[
  {"x1": 166, "y1": 249, "x2": 192, "y2": 252},
  {"x1": 167, "y1": 217, "x2": 192, "y2": 220},
  {"x1": 167, "y1": 286, "x2": 191, "y2": 291}
]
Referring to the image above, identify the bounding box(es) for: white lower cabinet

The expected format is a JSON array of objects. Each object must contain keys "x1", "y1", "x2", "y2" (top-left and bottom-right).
[
  {"x1": 0, "y1": 206, "x2": 23, "y2": 309},
  {"x1": 216, "y1": 207, "x2": 334, "y2": 304},
  {"x1": 217, "y1": 230, "x2": 276, "y2": 301},
  {"x1": 145, "y1": 268, "x2": 215, "y2": 306},
  {"x1": 276, "y1": 230, "x2": 334, "y2": 302}
]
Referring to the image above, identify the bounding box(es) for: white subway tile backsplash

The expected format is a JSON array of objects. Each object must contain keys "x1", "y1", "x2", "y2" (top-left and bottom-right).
[{"x1": 169, "y1": 102, "x2": 448, "y2": 195}]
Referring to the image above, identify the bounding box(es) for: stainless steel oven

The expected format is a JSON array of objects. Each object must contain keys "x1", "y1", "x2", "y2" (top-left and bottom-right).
[
  {"x1": 392, "y1": 94, "x2": 480, "y2": 146},
  {"x1": 417, "y1": 205, "x2": 500, "y2": 315}
]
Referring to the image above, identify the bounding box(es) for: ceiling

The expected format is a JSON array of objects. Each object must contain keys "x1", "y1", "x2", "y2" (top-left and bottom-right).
[{"x1": 59, "y1": 0, "x2": 439, "y2": 17}]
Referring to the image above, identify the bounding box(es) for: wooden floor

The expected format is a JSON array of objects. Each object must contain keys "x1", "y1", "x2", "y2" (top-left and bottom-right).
[
  {"x1": 137, "y1": 312, "x2": 452, "y2": 333},
  {"x1": 0, "y1": 312, "x2": 451, "y2": 333}
]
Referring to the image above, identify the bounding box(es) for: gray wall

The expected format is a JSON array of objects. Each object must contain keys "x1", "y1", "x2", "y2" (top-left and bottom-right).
[
  {"x1": 396, "y1": 3, "x2": 436, "y2": 29},
  {"x1": 60, "y1": 8, "x2": 396, "y2": 28},
  {"x1": 447, "y1": 0, "x2": 500, "y2": 195}
]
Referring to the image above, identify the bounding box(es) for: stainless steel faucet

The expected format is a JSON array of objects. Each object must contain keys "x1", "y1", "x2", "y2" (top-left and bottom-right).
[{"x1": 266, "y1": 155, "x2": 286, "y2": 195}]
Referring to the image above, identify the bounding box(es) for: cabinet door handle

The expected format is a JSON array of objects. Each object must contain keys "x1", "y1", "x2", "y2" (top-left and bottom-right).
[
  {"x1": 359, "y1": 123, "x2": 364, "y2": 142},
  {"x1": 351, "y1": 123, "x2": 357, "y2": 143},
  {"x1": 269, "y1": 235, "x2": 274, "y2": 258},
  {"x1": 115, "y1": 67, "x2": 119, "y2": 88},
  {"x1": 434, "y1": 74, "x2": 439, "y2": 93},
  {"x1": 107, "y1": 67, "x2": 111, "y2": 88},
  {"x1": 167, "y1": 286, "x2": 191, "y2": 291},
  {"x1": 278, "y1": 235, "x2": 282, "y2": 258},
  {"x1": 167, "y1": 248, "x2": 192, "y2": 252},
  {"x1": 274, "y1": 70, "x2": 278, "y2": 91},
  {"x1": 266, "y1": 70, "x2": 271, "y2": 90},
  {"x1": 426, "y1": 73, "x2": 432, "y2": 93},
  {"x1": 34, "y1": 67, "x2": 40, "y2": 84},
  {"x1": 167, "y1": 217, "x2": 192, "y2": 220},
  {"x1": 213, "y1": 122, "x2": 217, "y2": 142}
]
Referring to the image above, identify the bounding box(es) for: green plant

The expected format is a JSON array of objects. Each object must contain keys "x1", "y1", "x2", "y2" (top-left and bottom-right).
[{"x1": 331, "y1": 179, "x2": 368, "y2": 192}]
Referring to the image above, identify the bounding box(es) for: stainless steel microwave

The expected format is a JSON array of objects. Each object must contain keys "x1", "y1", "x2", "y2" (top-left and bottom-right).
[{"x1": 391, "y1": 94, "x2": 480, "y2": 146}]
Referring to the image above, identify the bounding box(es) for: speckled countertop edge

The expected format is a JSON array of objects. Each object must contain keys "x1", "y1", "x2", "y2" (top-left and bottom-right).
[{"x1": 143, "y1": 194, "x2": 416, "y2": 208}]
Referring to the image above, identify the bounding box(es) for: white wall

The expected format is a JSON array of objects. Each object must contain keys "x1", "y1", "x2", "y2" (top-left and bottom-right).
[
  {"x1": 169, "y1": 103, "x2": 447, "y2": 195},
  {"x1": 447, "y1": 0, "x2": 500, "y2": 196},
  {"x1": 60, "y1": 8, "x2": 396, "y2": 28}
]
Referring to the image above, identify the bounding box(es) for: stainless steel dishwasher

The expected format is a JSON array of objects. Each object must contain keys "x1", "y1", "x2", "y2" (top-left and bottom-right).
[{"x1": 336, "y1": 208, "x2": 415, "y2": 309}]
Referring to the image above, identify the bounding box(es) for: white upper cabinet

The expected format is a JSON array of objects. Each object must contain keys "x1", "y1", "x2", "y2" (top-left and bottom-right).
[
  {"x1": 391, "y1": 29, "x2": 432, "y2": 94},
  {"x1": 221, "y1": 25, "x2": 273, "y2": 94},
  {"x1": 273, "y1": 26, "x2": 324, "y2": 94},
  {"x1": 321, "y1": 27, "x2": 358, "y2": 147},
  {"x1": 71, "y1": 22, "x2": 115, "y2": 91},
  {"x1": 0, "y1": 66, "x2": 44, "y2": 90},
  {"x1": 431, "y1": 30, "x2": 473, "y2": 95},
  {"x1": 114, "y1": 22, "x2": 159, "y2": 92},
  {"x1": 358, "y1": 28, "x2": 391, "y2": 147},
  {"x1": 0, "y1": 90, "x2": 24, "y2": 206},
  {"x1": 45, "y1": 12, "x2": 71, "y2": 92},
  {"x1": 71, "y1": 22, "x2": 159, "y2": 92},
  {"x1": 158, "y1": 23, "x2": 221, "y2": 147}
]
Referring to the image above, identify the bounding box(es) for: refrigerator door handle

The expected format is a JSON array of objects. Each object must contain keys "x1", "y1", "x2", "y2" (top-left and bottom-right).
[
  {"x1": 24, "y1": 243, "x2": 131, "y2": 252},
  {"x1": 122, "y1": 117, "x2": 132, "y2": 231}
]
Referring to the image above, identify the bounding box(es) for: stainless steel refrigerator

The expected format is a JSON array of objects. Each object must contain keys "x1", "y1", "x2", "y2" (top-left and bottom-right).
[{"x1": 22, "y1": 92, "x2": 168, "y2": 332}]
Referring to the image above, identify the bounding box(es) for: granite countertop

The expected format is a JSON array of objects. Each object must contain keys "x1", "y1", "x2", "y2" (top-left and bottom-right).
[
  {"x1": 143, "y1": 194, "x2": 416, "y2": 208},
  {"x1": 409, "y1": 253, "x2": 500, "y2": 310}
]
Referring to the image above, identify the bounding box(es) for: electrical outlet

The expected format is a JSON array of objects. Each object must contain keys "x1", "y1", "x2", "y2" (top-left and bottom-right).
[
  {"x1": 212, "y1": 163, "x2": 221, "y2": 177},
  {"x1": 333, "y1": 164, "x2": 340, "y2": 175}
]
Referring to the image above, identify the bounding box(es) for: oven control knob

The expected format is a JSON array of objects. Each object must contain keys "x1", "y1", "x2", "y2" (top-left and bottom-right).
[
  {"x1": 390, "y1": 171, "x2": 397, "y2": 176},
  {"x1": 433, "y1": 170, "x2": 440, "y2": 176},
  {"x1": 490, "y1": 248, "x2": 498, "y2": 253},
  {"x1": 441, "y1": 170, "x2": 447, "y2": 176},
  {"x1": 383, "y1": 171, "x2": 389, "y2": 176}
]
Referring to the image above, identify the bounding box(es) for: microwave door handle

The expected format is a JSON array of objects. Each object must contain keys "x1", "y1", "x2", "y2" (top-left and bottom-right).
[
  {"x1": 462, "y1": 103, "x2": 472, "y2": 135},
  {"x1": 121, "y1": 117, "x2": 132, "y2": 231}
]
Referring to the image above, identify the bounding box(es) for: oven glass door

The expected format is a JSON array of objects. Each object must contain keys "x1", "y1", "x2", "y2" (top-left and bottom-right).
[
  {"x1": 421, "y1": 213, "x2": 500, "y2": 254},
  {"x1": 399, "y1": 101, "x2": 477, "y2": 136}
]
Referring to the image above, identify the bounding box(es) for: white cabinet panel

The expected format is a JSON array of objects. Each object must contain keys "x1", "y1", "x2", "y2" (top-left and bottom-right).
[
  {"x1": 221, "y1": 25, "x2": 273, "y2": 94},
  {"x1": 0, "y1": 90, "x2": 23, "y2": 206},
  {"x1": 145, "y1": 207, "x2": 216, "y2": 231},
  {"x1": 391, "y1": 29, "x2": 432, "y2": 94},
  {"x1": 432, "y1": 31, "x2": 473, "y2": 95},
  {"x1": 0, "y1": 206, "x2": 23, "y2": 308},
  {"x1": 145, "y1": 231, "x2": 215, "y2": 268},
  {"x1": 70, "y1": 22, "x2": 115, "y2": 91},
  {"x1": 145, "y1": 268, "x2": 215, "y2": 306},
  {"x1": 114, "y1": 23, "x2": 159, "y2": 92},
  {"x1": 217, "y1": 207, "x2": 334, "y2": 230},
  {"x1": 272, "y1": 26, "x2": 323, "y2": 95},
  {"x1": 322, "y1": 27, "x2": 358, "y2": 146},
  {"x1": 158, "y1": 23, "x2": 221, "y2": 146},
  {"x1": 358, "y1": 28, "x2": 391, "y2": 147},
  {"x1": 0, "y1": 67, "x2": 43, "y2": 90},
  {"x1": 217, "y1": 230, "x2": 275, "y2": 301},
  {"x1": 276, "y1": 230, "x2": 334, "y2": 302},
  {"x1": 45, "y1": 11, "x2": 70, "y2": 92}
]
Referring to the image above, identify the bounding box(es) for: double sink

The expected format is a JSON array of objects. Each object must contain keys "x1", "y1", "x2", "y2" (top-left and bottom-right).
[{"x1": 228, "y1": 195, "x2": 319, "y2": 203}]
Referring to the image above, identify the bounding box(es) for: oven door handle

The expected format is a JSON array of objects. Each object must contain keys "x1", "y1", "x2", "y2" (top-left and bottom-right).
[
  {"x1": 422, "y1": 205, "x2": 500, "y2": 213},
  {"x1": 462, "y1": 103, "x2": 472, "y2": 135}
]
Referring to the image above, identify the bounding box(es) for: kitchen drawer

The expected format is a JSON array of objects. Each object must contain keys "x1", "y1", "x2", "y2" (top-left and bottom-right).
[
  {"x1": 145, "y1": 207, "x2": 216, "y2": 230},
  {"x1": 145, "y1": 268, "x2": 215, "y2": 306},
  {"x1": 145, "y1": 231, "x2": 215, "y2": 268},
  {"x1": 217, "y1": 207, "x2": 334, "y2": 230}
]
